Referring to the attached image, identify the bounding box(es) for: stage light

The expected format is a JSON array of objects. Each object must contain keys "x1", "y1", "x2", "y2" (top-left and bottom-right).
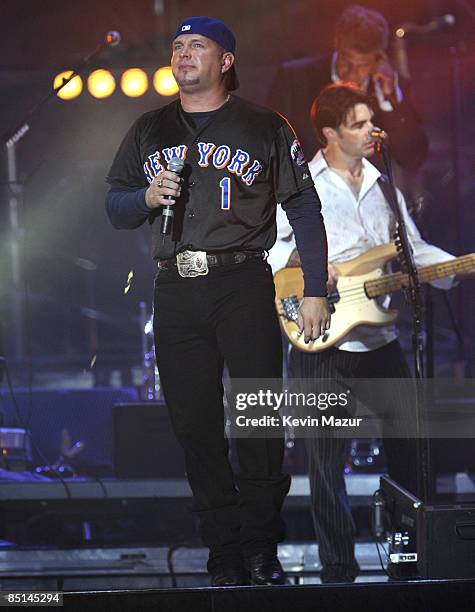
[
  {"x1": 87, "y1": 69, "x2": 116, "y2": 99},
  {"x1": 121, "y1": 68, "x2": 148, "y2": 97},
  {"x1": 153, "y1": 66, "x2": 179, "y2": 96},
  {"x1": 53, "y1": 71, "x2": 83, "y2": 100}
]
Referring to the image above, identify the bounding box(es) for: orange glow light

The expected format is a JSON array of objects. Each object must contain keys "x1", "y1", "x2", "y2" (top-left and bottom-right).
[
  {"x1": 88, "y1": 69, "x2": 116, "y2": 99},
  {"x1": 53, "y1": 71, "x2": 83, "y2": 100},
  {"x1": 121, "y1": 68, "x2": 148, "y2": 97},
  {"x1": 153, "y1": 66, "x2": 179, "y2": 96}
]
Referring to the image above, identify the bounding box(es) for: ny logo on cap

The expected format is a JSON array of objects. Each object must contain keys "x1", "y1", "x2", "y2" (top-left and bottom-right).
[{"x1": 181, "y1": 25, "x2": 191, "y2": 31}]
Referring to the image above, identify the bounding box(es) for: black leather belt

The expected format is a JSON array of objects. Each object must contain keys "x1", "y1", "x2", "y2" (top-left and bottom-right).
[{"x1": 157, "y1": 250, "x2": 265, "y2": 272}]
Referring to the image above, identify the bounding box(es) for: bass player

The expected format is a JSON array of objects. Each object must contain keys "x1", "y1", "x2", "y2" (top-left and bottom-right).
[{"x1": 268, "y1": 82, "x2": 472, "y2": 584}]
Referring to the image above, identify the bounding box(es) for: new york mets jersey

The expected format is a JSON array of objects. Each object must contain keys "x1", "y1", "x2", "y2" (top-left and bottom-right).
[{"x1": 107, "y1": 95, "x2": 312, "y2": 259}]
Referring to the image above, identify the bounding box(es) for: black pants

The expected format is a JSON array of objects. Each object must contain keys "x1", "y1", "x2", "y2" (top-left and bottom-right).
[
  {"x1": 289, "y1": 340, "x2": 416, "y2": 580},
  {"x1": 154, "y1": 259, "x2": 290, "y2": 570}
]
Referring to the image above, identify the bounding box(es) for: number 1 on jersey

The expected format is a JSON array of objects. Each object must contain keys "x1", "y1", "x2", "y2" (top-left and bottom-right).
[{"x1": 219, "y1": 177, "x2": 231, "y2": 210}]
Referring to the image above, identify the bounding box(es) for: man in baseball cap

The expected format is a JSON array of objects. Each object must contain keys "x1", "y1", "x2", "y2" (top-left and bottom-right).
[
  {"x1": 107, "y1": 13, "x2": 329, "y2": 589},
  {"x1": 173, "y1": 16, "x2": 239, "y2": 90}
]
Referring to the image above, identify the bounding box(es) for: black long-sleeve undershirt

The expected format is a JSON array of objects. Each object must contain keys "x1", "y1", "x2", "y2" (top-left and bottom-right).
[
  {"x1": 106, "y1": 187, "x2": 149, "y2": 229},
  {"x1": 282, "y1": 186, "x2": 328, "y2": 297}
]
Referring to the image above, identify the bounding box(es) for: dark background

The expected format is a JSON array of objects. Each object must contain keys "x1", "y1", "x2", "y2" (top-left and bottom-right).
[{"x1": 0, "y1": 0, "x2": 474, "y2": 380}]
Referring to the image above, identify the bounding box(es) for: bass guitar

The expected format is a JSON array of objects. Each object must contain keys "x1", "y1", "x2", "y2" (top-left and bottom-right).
[{"x1": 274, "y1": 243, "x2": 474, "y2": 353}]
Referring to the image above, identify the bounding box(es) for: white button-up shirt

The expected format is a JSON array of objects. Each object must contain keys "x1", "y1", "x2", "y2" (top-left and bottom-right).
[{"x1": 268, "y1": 150, "x2": 455, "y2": 352}]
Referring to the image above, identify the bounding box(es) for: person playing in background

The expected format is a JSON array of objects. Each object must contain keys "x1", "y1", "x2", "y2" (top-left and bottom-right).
[
  {"x1": 267, "y1": 4, "x2": 428, "y2": 170},
  {"x1": 268, "y1": 83, "x2": 458, "y2": 583},
  {"x1": 105, "y1": 16, "x2": 329, "y2": 586}
]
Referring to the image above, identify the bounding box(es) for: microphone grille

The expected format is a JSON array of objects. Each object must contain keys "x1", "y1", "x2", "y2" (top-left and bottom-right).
[
  {"x1": 106, "y1": 31, "x2": 121, "y2": 47},
  {"x1": 168, "y1": 156, "x2": 185, "y2": 173}
]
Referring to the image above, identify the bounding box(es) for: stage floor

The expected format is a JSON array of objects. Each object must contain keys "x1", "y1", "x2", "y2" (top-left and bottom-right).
[{"x1": 0, "y1": 541, "x2": 386, "y2": 591}]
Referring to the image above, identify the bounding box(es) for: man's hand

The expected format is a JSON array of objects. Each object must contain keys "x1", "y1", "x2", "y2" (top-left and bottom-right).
[
  {"x1": 145, "y1": 170, "x2": 182, "y2": 209},
  {"x1": 298, "y1": 296, "x2": 331, "y2": 343},
  {"x1": 373, "y1": 51, "x2": 396, "y2": 100},
  {"x1": 327, "y1": 263, "x2": 339, "y2": 293},
  {"x1": 286, "y1": 248, "x2": 301, "y2": 268}
]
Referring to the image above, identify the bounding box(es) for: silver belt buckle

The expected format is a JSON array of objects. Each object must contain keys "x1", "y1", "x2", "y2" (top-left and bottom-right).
[{"x1": 176, "y1": 250, "x2": 209, "y2": 278}]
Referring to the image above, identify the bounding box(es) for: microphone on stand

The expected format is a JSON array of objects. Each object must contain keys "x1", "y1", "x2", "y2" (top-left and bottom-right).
[
  {"x1": 160, "y1": 157, "x2": 185, "y2": 236},
  {"x1": 368, "y1": 127, "x2": 388, "y2": 153},
  {"x1": 395, "y1": 14, "x2": 455, "y2": 38},
  {"x1": 105, "y1": 31, "x2": 122, "y2": 47},
  {"x1": 81, "y1": 31, "x2": 122, "y2": 66},
  {"x1": 368, "y1": 127, "x2": 388, "y2": 142}
]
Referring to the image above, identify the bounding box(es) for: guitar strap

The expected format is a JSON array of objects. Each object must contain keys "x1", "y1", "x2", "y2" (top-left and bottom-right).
[
  {"x1": 377, "y1": 174, "x2": 400, "y2": 238},
  {"x1": 377, "y1": 174, "x2": 398, "y2": 216}
]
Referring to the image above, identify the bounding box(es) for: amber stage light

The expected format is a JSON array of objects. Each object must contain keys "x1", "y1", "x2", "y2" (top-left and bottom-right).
[
  {"x1": 120, "y1": 68, "x2": 148, "y2": 97},
  {"x1": 153, "y1": 66, "x2": 179, "y2": 96},
  {"x1": 87, "y1": 69, "x2": 116, "y2": 99},
  {"x1": 53, "y1": 71, "x2": 83, "y2": 100}
]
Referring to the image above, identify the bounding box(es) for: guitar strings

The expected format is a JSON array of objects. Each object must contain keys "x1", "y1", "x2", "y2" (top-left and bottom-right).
[
  {"x1": 282, "y1": 254, "x2": 474, "y2": 303},
  {"x1": 339, "y1": 257, "x2": 474, "y2": 298},
  {"x1": 282, "y1": 256, "x2": 474, "y2": 306},
  {"x1": 281, "y1": 257, "x2": 474, "y2": 325}
]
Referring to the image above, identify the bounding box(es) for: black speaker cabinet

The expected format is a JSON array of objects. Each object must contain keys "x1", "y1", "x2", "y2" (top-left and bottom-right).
[
  {"x1": 113, "y1": 402, "x2": 186, "y2": 479},
  {"x1": 418, "y1": 503, "x2": 475, "y2": 579},
  {"x1": 381, "y1": 475, "x2": 475, "y2": 579}
]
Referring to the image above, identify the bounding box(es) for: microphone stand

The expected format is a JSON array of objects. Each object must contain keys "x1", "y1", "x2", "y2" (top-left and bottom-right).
[
  {"x1": 378, "y1": 141, "x2": 430, "y2": 502},
  {"x1": 449, "y1": 44, "x2": 468, "y2": 377},
  {"x1": 1, "y1": 35, "x2": 116, "y2": 360}
]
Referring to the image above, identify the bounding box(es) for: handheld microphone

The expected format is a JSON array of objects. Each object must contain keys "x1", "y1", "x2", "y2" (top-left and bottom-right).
[
  {"x1": 105, "y1": 31, "x2": 122, "y2": 47},
  {"x1": 395, "y1": 14, "x2": 455, "y2": 38},
  {"x1": 160, "y1": 156, "x2": 185, "y2": 236}
]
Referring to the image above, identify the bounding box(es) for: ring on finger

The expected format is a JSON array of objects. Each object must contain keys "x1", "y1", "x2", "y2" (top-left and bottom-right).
[{"x1": 157, "y1": 177, "x2": 163, "y2": 187}]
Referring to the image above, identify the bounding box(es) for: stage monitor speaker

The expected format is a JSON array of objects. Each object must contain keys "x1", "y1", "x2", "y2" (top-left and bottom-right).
[
  {"x1": 381, "y1": 475, "x2": 475, "y2": 580},
  {"x1": 113, "y1": 402, "x2": 186, "y2": 479}
]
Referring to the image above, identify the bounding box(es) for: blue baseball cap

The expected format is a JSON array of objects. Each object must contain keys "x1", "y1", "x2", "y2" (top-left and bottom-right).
[{"x1": 173, "y1": 16, "x2": 239, "y2": 90}]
